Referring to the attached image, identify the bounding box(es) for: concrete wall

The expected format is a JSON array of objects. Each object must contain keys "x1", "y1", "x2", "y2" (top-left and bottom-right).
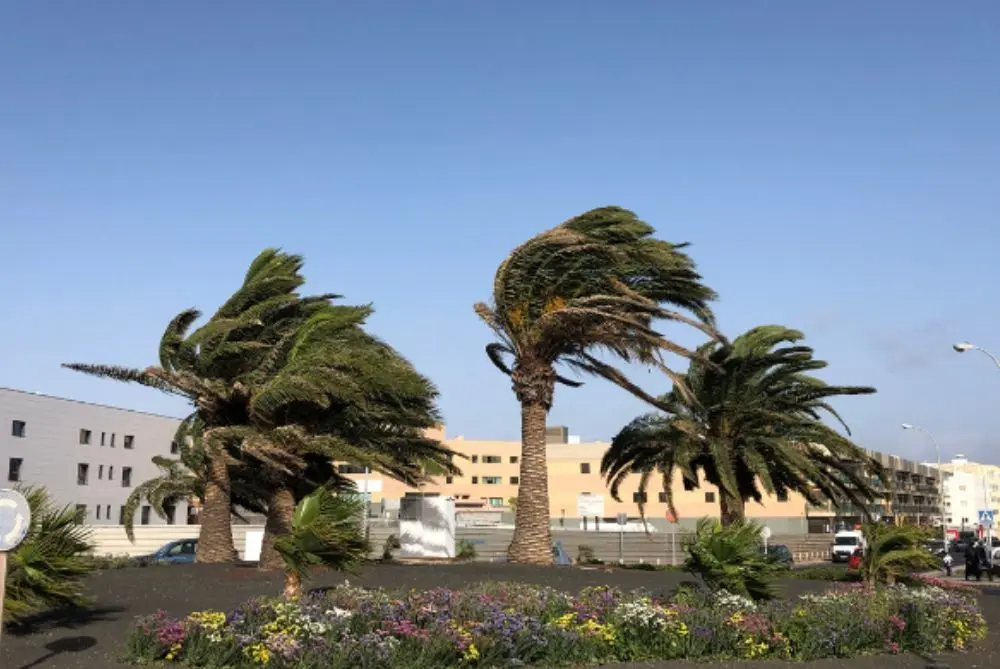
[
  {"x1": 91, "y1": 523, "x2": 834, "y2": 565},
  {"x1": 0, "y1": 387, "x2": 188, "y2": 525}
]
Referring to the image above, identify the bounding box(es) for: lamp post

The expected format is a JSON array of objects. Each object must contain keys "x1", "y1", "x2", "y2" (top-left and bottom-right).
[
  {"x1": 901, "y1": 423, "x2": 948, "y2": 547},
  {"x1": 953, "y1": 342, "x2": 1000, "y2": 369},
  {"x1": 953, "y1": 341, "x2": 999, "y2": 544}
]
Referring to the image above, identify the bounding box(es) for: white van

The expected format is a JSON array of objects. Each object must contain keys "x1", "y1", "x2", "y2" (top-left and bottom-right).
[{"x1": 830, "y1": 530, "x2": 865, "y2": 562}]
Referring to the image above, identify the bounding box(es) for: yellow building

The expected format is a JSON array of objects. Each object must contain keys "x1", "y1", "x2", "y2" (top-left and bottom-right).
[{"x1": 342, "y1": 425, "x2": 819, "y2": 534}]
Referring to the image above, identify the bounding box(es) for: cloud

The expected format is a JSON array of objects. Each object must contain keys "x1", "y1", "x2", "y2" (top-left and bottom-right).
[{"x1": 869, "y1": 316, "x2": 954, "y2": 373}]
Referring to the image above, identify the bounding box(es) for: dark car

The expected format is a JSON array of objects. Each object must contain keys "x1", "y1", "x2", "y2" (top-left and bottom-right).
[
  {"x1": 135, "y1": 538, "x2": 198, "y2": 565},
  {"x1": 765, "y1": 544, "x2": 794, "y2": 567}
]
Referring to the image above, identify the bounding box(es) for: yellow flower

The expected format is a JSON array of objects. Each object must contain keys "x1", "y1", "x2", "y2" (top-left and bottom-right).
[
  {"x1": 676, "y1": 622, "x2": 689, "y2": 637},
  {"x1": 462, "y1": 643, "x2": 480, "y2": 662},
  {"x1": 243, "y1": 643, "x2": 271, "y2": 665},
  {"x1": 164, "y1": 642, "x2": 183, "y2": 661}
]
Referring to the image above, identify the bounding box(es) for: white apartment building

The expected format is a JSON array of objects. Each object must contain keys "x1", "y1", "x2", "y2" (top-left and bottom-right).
[{"x1": 928, "y1": 455, "x2": 1000, "y2": 530}]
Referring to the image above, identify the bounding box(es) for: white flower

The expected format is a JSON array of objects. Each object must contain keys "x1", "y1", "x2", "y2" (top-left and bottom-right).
[
  {"x1": 614, "y1": 597, "x2": 668, "y2": 631},
  {"x1": 714, "y1": 589, "x2": 757, "y2": 612}
]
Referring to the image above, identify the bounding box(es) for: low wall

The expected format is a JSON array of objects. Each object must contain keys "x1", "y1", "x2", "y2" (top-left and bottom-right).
[{"x1": 88, "y1": 525, "x2": 265, "y2": 560}]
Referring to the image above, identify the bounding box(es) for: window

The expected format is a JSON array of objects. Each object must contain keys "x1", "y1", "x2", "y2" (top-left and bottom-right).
[
  {"x1": 7, "y1": 458, "x2": 22, "y2": 482},
  {"x1": 119, "y1": 506, "x2": 126, "y2": 524},
  {"x1": 140, "y1": 506, "x2": 151, "y2": 525},
  {"x1": 75, "y1": 504, "x2": 87, "y2": 522},
  {"x1": 658, "y1": 492, "x2": 668, "y2": 503},
  {"x1": 170, "y1": 441, "x2": 180, "y2": 455},
  {"x1": 471, "y1": 455, "x2": 479, "y2": 463},
  {"x1": 483, "y1": 476, "x2": 502, "y2": 485},
  {"x1": 488, "y1": 497, "x2": 504, "y2": 507},
  {"x1": 705, "y1": 492, "x2": 716, "y2": 503},
  {"x1": 510, "y1": 476, "x2": 519, "y2": 484},
  {"x1": 632, "y1": 492, "x2": 647, "y2": 503},
  {"x1": 106, "y1": 504, "x2": 111, "y2": 520},
  {"x1": 483, "y1": 455, "x2": 501, "y2": 464},
  {"x1": 77, "y1": 463, "x2": 89, "y2": 485},
  {"x1": 471, "y1": 476, "x2": 479, "y2": 484},
  {"x1": 96, "y1": 505, "x2": 102, "y2": 520},
  {"x1": 108, "y1": 466, "x2": 114, "y2": 480},
  {"x1": 337, "y1": 464, "x2": 367, "y2": 474},
  {"x1": 445, "y1": 476, "x2": 454, "y2": 484},
  {"x1": 101, "y1": 432, "x2": 106, "y2": 446},
  {"x1": 11, "y1": 420, "x2": 25, "y2": 437},
  {"x1": 164, "y1": 503, "x2": 177, "y2": 525},
  {"x1": 110, "y1": 433, "x2": 116, "y2": 447},
  {"x1": 98, "y1": 464, "x2": 104, "y2": 480},
  {"x1": 79, "y1": 429, "x2": 92, "y2": 445},
  {"x1": 124, "y1": 435, "x2": 135, "y2": 449},
  {"x1": 510, "y1": 456, "x2": 519, "y2": 464},
  {"x1": 121, "y1": 466, "x2": 132, "y2": 487},
  {"x1": 776, "y1": 491, "x2": 789, "y2": 502},
  {"x1": 580, "y1": 463, "x2": 591, "y2": 474}
]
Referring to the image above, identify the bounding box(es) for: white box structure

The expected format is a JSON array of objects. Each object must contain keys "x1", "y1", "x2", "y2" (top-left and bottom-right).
[
  {"x1": 243, "y1": 529, "x2": 264, "y2": 562},
  {"x1": 398, "y1": 496, "x2": 456, "y2": 559}
]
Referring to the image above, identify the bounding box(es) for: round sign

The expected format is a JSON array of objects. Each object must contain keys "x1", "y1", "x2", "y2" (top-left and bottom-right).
[
  {"x1": 761, "y1": 526, "x2": 773, "y2": 540},
  {"x1": 0, "y1": 489, "x2": 31, "y2": 551}
]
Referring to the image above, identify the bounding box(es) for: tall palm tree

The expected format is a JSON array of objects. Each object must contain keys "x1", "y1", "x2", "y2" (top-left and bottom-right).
[
  {"x1": 246, "y1": 304, "x2": 460, "y2": 568},
  {"x1": 64, "y1": 249, "x2": 330, "y2": 562},
  {"x1": 601, "y1": 325, "x2": 887, "y2": 527},
  {"x1": 476, "y1": 207, "x2": 718, "y2": 564}
]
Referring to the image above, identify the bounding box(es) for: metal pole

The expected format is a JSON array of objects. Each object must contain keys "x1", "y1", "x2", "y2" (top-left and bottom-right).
[
  {"x1": 618, "y1": 526, "x2": 624, "y2": 564},
  {"x1": 362, "y1": 467, "x2": 370, "y2": 537},
  {"x1": 0, "y1": 552, "x2": 7, "y2": 651}
]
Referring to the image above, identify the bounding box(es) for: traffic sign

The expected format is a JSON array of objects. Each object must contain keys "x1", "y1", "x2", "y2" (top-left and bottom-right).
[
  {"x1": 979, "y1": 510, "x2": 994, "y2": 528},
  {"x1": 760, "y1": 526, "x2": 773, "y2": 540},
  {"x1": 616, "y1": 512, "x2": 628, "y2": 526},
  {"x1": 0, "y1": 488, "x2": 32, "y2": 651}
]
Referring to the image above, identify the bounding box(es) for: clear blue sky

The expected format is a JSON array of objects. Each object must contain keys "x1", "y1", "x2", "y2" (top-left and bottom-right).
[{"x1": 2, "y1": 2, "x2": 999, "y2": 464}]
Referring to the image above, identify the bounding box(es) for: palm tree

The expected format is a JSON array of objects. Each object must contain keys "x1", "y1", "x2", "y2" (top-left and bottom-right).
[
  {"x1": 4, "y1": 487, "x2": 96, "y2": 624},
  {"x1": 858, "y1": 522, "x2": 938, "y2": 585},
  {"x1": 602, "y1": 325, "x2": 887, "y2": 527},
  {"x1": 245, "y1": 304, "x2": 459, "y2": 569},
  {"x1": 120, "y1": 414, "x2": 270, "y2": 542},
  {"x1": 272, "y1": 488, "x2": 369, "y2": 600},
  {"x1": 683, "y1": 516, "x2": 782, "y2": 601},
  {"x1": 65, "y1": 249, "x2": 331, "y2": 562},
  {"x1": 476, "y1": 207, "x2": 718, "y2": 564}
]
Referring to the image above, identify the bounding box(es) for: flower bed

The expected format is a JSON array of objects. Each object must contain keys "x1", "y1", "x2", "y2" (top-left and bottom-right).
[{"x1": 124, "y1": 581, "x2": 986, "y2": 667}]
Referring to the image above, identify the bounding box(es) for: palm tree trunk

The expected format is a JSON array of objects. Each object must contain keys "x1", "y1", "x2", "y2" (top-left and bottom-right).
[
  {"x1": 507, "y1": 400, "x2": 554, "y2": 565},
  {"x1": 196, "y1": 456, "x2": 237, "y2": 563},
  {"x1": 283, "y1": 570, "x2": 303, "y2": 600},
  {"x1": 718, "y1": 491, "x2": 746, "y2": 527},
  {"x1": 260, "y1": 485, "x2": 296, "y2": 570}
]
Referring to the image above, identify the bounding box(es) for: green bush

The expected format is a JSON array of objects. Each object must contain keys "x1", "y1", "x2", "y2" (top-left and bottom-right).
[
  {"x1": 789, "y1": 566, "x2": 857, "y2": 582},
  {"x1": 682, "y1": 517, "x2": 783, "y2": 601},
  {"x1": 859, "y1": 523, "x2": 939, "y2": 585},
  {"x1": 4, "y1": 487, "x2": 96, "y2": 623},
  {"x1": 576, "y1": 544, "x2": 602, "y2": 565},
  {"x1": 456, "y1": 539, "x2": 477, "y2": 560}
]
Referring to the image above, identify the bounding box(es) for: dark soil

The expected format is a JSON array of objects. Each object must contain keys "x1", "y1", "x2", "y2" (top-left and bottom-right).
[{"x1": 1, "y1": 563, "x2": 996, "y2": 669}]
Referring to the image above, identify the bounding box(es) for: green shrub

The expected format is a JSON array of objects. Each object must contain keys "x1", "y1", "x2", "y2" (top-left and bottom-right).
[
  {"x1": 4, "y1": 486, "x2": 96, "y2": 623},
  {"x1": 859, "y1": 523, "x2": 939, "y2": 585},
  {"x1": 456, "y1": 539, "x2": 477, "y2": 560},
  {"x1": 682, "y1": 517, "x2": 783, "y2": 601},
  {"x1": 789, "y1": 565, "x2": 857, "y2": 582},
  {"x1": 576, "y1": 544, "x2": 602, "y2": 565}
]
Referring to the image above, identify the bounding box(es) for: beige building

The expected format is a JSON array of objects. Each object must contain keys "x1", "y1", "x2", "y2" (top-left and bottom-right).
[
  {"x1": 928, "y1": 455, "x2": 1000, "y2": 529},
  {"x1": 344, "y1": 425, "x2": 818, "y2": 534}
]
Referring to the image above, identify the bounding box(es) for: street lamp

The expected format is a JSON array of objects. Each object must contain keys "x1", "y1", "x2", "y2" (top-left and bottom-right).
[
  {"x1": 953, "y1": 342, "x2": 1000, "y2": 369},
  {"x1": 901, "y1": 423, "x2": 948, "y2": 547}
]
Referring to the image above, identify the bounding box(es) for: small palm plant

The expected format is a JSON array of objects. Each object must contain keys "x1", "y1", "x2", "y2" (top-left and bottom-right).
[
  {"x1": 858, "y1": 522, "x2": 939, "y2": 585},
  {"x1": 4, "y1": 487, "x2": 96, "y2": 624},
  {"x1": 682, "y1": 517, "x2": 781, "y2": 601},
  {"x1": 271, "y1": 489, "x2": 370, "y2": 600}
]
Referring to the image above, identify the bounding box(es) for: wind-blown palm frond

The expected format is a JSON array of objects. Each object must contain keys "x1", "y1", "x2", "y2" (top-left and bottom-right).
[
  {"x1": 4, "y1": 487, "x2": 96, "y2": 623},
  {"x1": 602, "y1": 325, "x2": 885, "y2": 526},
  {"x1": 859, "y1": 523, "x2": 939, "y2": 585},
  {"x1": 272, "y1": 488, "x2": 369, "y2": 599},
  {"x1": 683, "y1": 517, "x2": 782, "y2": 601}
]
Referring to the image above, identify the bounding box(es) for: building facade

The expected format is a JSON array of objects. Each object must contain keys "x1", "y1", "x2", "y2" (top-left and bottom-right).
[
  {"x1": 931, "y1": 455, "x2": 1000, "y2": 529},
  {"x1": 0, "y1": 387, "x2": 188, "y2": 526}
]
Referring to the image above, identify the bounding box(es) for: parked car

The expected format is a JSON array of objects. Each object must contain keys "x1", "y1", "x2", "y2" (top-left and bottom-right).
[
  {"x1": 923, "y1": 539, "x2": 948, "y2": 557},
  {"x1": 765, "y1": 544, "x2": 794, "y2": 567},
  {"x1": 134, "y1": 538, "x2": 198, "y2": 565}
]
